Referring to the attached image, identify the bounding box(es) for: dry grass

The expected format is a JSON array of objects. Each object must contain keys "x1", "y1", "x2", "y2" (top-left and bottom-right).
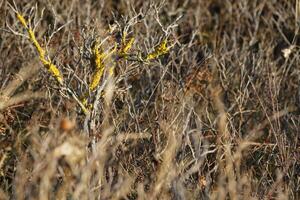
[{"x1": 0, "y1": 0, "x2": 299, "y2": 199}]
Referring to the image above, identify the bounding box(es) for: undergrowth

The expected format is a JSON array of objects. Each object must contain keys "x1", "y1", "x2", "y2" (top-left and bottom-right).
[{"x1": 0, "y1": 0, "x2": 299, "y2": 199}]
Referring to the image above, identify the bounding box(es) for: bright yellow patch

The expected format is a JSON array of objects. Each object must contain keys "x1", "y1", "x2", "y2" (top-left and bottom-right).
[
  {"x1": 16, "y1": 12, "x2": 63, "y2": 85},
  {"x1": 119, "y1": 36, "x2": 134, "y2": 58},
  {"x1": 89, "y1": 41, "x2": 106, "y2": 91},
  {"x1": 123, "y1": 37, "x2": 135, "y2": 54},
  {"x1": 89, "y1": 67, "x2": 105, "y2": 91},
  {"x1": 16, "y1": 14, "x2": 27, "y2": 28},
  {"x1": 146, "y1": 39, "x2": 169, "y2": 61}
]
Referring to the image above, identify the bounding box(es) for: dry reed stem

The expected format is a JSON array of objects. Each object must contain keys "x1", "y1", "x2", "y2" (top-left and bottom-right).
[
  {"x1": 1, "y1": 58, "x2": 40, "y2": 97},
  {"x1": 149, "y1": 120, "x2": 179, "y2": 199},
  {"x1": 0, "y1": 59, "x2": 42, "y2": 111},
  {"x1": 210, "y1": 84, "x2": 238, "y2": 200},
  {"x1": 296, "y1": 0, "x2": 300, "y2": 27},
  {"x1": 0, "y1": 91, "x2": 46, "y2": 110}
]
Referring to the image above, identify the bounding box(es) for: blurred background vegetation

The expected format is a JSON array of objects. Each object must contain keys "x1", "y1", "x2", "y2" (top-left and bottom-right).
[{"x1": 0, "y1": 0, "x2": 299, "y2": 199}]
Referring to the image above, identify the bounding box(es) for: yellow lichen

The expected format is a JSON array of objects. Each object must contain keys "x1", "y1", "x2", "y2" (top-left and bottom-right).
[
  {"x1": 89, "y1": 67, "x2": 105, "y2": 91},
  {"x1": 89, "y1": 41, "x2": 106, "y2": 91},
  {"x1": 121, "y1": 37, "x2": 134, "y2": 56},
  {"x1": 118, "y1": 31, "x2": 134, "y2": 59},
  {"x1": 146, "y1": 39, "x2": 169, "y2": 61},
  {"x1": 16, "y1": 13, "x2": 27, "y2": 28},
  {"x1": 89, "y1": 41, "x2": 117, "y2": 91},
  {"x1": 108, "y1": 65, "x2": 115, "y2": 77},
  {"x1": 16, "y1": 13, "x2": 63, "y2": 85}
]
